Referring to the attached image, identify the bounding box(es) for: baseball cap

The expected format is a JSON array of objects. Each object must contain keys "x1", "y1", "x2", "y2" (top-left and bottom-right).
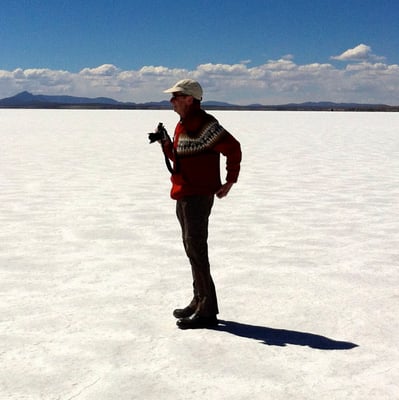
[{"x1": 163, "y1": 79, "x2": 203, "y2": 101}]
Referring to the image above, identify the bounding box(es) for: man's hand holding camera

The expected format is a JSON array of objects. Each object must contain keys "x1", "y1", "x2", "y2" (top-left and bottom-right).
[{"x1": 148, "y1": 122, "x2": 170, "y2": 144}]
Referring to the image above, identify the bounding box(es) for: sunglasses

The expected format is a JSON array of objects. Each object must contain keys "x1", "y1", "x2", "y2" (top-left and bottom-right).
[{"x1": 171, "y1": 93, "x2": 188, "y2": 100}]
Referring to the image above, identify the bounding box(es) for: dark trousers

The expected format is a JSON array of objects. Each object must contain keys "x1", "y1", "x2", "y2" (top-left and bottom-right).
[{"x1": 176, "y1": 195, "x2": 219, "y2": 317}]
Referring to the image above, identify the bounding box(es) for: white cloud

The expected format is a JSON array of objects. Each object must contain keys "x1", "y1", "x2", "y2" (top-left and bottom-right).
[
  {"x1": 331, "y1": 44, "x2": 385, "y2": 62},
  {"x1": 80, "y1": 64, "x2": 120, "y2": 76},
  {"x1": 0, "y1": 54, "x2": 398, "y2": 105},
  {"x1": 281, "y1": 54, "x2": 295, "y2": 61},
  {"x1": 197, "y1": 63, "x2": 249, "y2": 75}
]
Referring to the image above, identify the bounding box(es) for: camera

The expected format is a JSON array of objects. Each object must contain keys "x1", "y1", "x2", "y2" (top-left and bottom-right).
[{"x1": 148, "y1": 122, "x2": 168, "y2": 144}]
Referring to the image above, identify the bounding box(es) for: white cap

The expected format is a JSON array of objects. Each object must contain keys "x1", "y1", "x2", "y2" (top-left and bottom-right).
[{"x1": 163, "y1": 79, "x2": 203, "y2": 101}]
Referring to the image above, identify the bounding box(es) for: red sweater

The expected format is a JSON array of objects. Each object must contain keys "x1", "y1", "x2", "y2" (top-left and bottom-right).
[{"x1": 163, "y1": 109, "x2": 241, "y2": 200}]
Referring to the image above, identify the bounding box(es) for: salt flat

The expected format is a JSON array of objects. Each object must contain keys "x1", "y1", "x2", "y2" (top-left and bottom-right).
[{"x1": 0, "y1": 109, "x2": 398, "y2": 399}]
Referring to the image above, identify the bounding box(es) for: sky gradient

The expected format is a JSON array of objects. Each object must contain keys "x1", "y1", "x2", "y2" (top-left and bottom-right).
[{"x1": 1, "y1": 0, "x2": 399, "y2": 105}]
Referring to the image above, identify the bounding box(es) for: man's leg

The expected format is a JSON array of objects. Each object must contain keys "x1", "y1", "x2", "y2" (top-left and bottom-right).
[{"x1": 175, "y1": 195, "x2": 218, "y2": 318}]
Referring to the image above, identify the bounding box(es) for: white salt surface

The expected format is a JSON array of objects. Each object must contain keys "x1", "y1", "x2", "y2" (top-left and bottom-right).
[{"x1": 0, "y1": 109, "x2": 398, "y2": 399}]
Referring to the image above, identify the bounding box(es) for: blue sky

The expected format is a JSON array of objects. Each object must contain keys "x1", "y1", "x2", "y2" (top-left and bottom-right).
[{"x1": 1, "y1": 0, "x2": 398, "y2": 104}]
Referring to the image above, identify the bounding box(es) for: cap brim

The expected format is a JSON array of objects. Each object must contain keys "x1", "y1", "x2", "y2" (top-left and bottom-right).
[{"x1": 163, "y1": 86, "x2": 184, "y2": 94}]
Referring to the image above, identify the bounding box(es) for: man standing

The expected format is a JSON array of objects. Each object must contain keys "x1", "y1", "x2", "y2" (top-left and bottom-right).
[{"x1": 160, "y1": 79, "x2": 241, "y2": 329}]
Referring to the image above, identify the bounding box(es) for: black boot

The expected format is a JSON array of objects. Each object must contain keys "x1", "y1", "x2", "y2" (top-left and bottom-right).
[
  {"x1": 173, "y1": 306, "x2": 196, "y2": 319},
  {"x1": 176, "y1": 313, "x2": 218, "y2": 329}
]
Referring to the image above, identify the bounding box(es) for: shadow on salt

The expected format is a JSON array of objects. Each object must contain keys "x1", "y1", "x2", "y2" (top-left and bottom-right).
[{"x1": 211, "y1": 320, "x2": 358, "y2": 350}]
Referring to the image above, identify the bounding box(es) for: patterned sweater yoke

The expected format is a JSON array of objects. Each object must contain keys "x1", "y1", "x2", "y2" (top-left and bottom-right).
[{"x1": 176, "y1": 119, "x2": 227, "y2": 156}]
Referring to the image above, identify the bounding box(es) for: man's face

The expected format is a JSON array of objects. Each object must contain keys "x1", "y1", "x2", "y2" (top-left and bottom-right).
[{"x1": 170, "y1": 92, "x2": 194, "y2": 117}]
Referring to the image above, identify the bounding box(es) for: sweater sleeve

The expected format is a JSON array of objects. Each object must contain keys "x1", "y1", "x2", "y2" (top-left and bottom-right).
[{"x1": 213, "y1": 132, "x2": 242, "y2": 183}]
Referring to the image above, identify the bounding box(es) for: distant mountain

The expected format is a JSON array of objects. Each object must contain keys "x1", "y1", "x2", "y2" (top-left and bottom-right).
[
  {"x1": 245, "y1": 101, "x2": 396, "y2": 111},
  {"x1": 282, "y1": 101, "x2": 391, "y2": 110},
  {"x1": 0, "y1": 91, "x2": 397, "y2": 111},
  {"x1": 203, "y1": 101, "x2": 236, "y2": 107},
  {"x1": 0, "y1": 91, "x2": 131, "y2": 107}
]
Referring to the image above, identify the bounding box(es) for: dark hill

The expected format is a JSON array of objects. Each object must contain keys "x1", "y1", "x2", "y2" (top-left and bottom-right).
[{"x1": 0, "y1": 91, "x2": 397, "y2": 111}]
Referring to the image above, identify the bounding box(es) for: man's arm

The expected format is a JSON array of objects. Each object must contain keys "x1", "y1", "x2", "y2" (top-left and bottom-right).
[
  {"x1": 216, "y1": 182, "x2": 234, "y2": 198},
  {"x1": 214, "y1": 132, "x2": 242, "y2": 198},
  {"x1": 160, "y1": 136, "x2": 175, "y2": 161}
]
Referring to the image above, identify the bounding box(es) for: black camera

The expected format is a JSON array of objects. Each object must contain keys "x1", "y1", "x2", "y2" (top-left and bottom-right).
[{"x1": 148, "y1": 122, "x2": 168, "y2": 144}]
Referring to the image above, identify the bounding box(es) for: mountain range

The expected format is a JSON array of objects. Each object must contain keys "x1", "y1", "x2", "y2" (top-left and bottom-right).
[{"x1": 0, "y1": 91, "x2": 397, "y2": 111}]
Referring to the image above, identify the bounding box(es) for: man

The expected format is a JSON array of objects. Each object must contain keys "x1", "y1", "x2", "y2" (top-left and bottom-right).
[{"x1": 160, "y1": 79, "x2": 241, "y2": 329}]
